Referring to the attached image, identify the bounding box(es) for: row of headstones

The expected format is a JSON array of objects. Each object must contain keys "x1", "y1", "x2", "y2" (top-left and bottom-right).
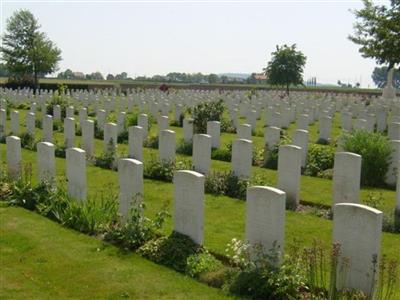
[
  {"x1": 3, "y1": 103, "x2": 400, "y2": 191},
  {"x1": 6, "y1": 118, "x2": 400, "y2": 223},
  {"x1": 4, "y1": 135, "x2": 388, "y2": 296}
]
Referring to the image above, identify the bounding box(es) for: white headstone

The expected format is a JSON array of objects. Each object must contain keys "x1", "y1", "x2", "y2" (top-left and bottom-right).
[
  {"x1": 66, "y1": 148, "x2": 87, "y2": 201},
  {"x1": 37, "y1": 142, "x2": 55, "y2": 184},
  {"x1": 173, "y1": 170, "x2": 205, "y2": 245},
  {"x1": 118, "y1": 158, "x2": 144, "y2": 223},
  {"x1": 128, "y1": 126, "x2": 143, "y2": 161},
  {"x1": 333, "y1": 152, "x2": 361, "y2": 205},
  {"x1": 245, "y1": 186, "x2": 286, "y2": 261},
  {"x1": 333, "y1": 203, "x2": 382, "y2": 295},
  {"x1": 6, "y1": 136, "x2": 22, "y2": 179},
  {"x1": 231, "y1": 139, "x2": 253, "y2": 179},
  {"x1": 193, "y1": 134, "x2": 212, "y2": 174},
  {"x1": 277, "y1": 145, "x2": 302, "y2": 209}
]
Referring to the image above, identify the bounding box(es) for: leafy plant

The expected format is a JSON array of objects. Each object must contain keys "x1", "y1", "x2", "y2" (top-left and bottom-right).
[
  {"x1": 192, "y1": 100, "x2": 225, "y2": 133},
  {"x1": 341, "y1": 130, "x2": 391, "y2": 187},
  {"x1": 138, "y1": 231, "x2": 201, "y2": 273},
  {"x1": 104, "y1": 202, "x2": 169, "y2": 250},
  {"x1": 20, "y1": 132, "x2": 36, "y2": 150},
  {"x1": 304, "y1": 144, "x2": 335, "y2": 177},
  {"x1": 186, "y1": 250, "x2": 223, "y2": 278}
]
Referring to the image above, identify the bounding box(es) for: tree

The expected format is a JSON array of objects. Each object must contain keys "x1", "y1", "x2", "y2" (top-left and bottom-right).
[
  {"x1": 1, "y1": 9, "x2": 61, "y2": 88},
  {"x1": 208, "y1": 73, "x2": 219, "y2": 84},
  {"x1": 106, "y1": 73, "x2": 115, "y2": 80},
  {"x1": 349, "y1": 0, "x2": 399, "y2": 71},
  {"x1": 0, "y1": 63, "x2": 9, "y2": 77},
  {"x1": 264, "y1": 44, "x2": 306, "y2": 94},
  {"x1": 372, "y1": 66, "x2": 400, "y2": 88},
  {"x1": 86, "y1": 72, "x2": 103, "y2": 80},
  {"x1": 57, "y1": 69, "x2": 74, "y2": 79}
]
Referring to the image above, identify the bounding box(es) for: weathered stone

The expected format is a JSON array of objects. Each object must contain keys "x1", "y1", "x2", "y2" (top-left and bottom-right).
[
  {"x1": 37, "y1": 142, "x2": 55, "y2": 184},
  {"x1": 231, "y1": 139, "x2": 252, "y2": 179},
  {"x1": 128, "y1": 126, "x2": 143, "y2": 161},
  {"x1": 159, "y1": 129, "x2": 176, "y2": 163},
  {"x1": 6, "y1": 136, "x2": 22, "y2": 179},
  {"x1": 207, "y1": 121, "x2": 221, "y2": 148},
  {"x1": 193, "y1": 134, "x2": 212, "y2": 174}
]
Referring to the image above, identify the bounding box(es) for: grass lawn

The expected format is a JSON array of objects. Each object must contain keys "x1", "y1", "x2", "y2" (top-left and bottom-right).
[
  {"x1": 1, "y1": 145, "x2": 399, "y2": 265},
  {"x1": 0, "y1": 205, "x2": 232, "y2": 299}
]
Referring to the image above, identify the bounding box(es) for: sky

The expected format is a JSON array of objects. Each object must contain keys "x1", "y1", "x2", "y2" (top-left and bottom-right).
[{"x1": 0, "y1": 0, "x2": 391, "y2": 87}]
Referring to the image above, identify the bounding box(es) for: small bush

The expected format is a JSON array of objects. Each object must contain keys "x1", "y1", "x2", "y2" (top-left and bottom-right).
[
  {"x1": 138, "y1": 231, "x2": 201, "y2": 273},
  {"x1": 304, "y1": 144, "x2": 335, "y2": 177},
  {"x1": 144, "y1": 158, "x2": 175, "y2": 182},
  {"x1": 205, "y1": 171, "x2": 249, "y2": 200},
  {"x1": 211, "y1": 143, "x2": 232, "y2": 162},
  {"x1": 95, "y1": 150, "x2": 116, "y2": 170},
  {"x1": 20, "y1": 132, "x2": 36, "y2": 150},
  {"x1": 117, "y1": 130, "x2": 129, "y2": 144},
  {"x1": 186, "y1": 250, "x2": 223, "y2": 278},
  {"x1": 342, "y1": 131, "x2": 391, "y2": 187},
  {"x1": 176, "y1": 139, "x2": 193, "y2": 156},
  {"x1": 192, "y1": 100, "x2": 225, "y2": 133},
  {"x1": 55, "y1": 144, "x2": 67, "y2": 158},
  {"x1": 143, "y1": 135, "x2": 158, "y2": 149},
  {"x1": 104, "y1": 202, "x2": 169, "y2": 250}
]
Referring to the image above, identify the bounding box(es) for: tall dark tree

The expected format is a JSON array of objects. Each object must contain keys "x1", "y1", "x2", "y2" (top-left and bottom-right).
[
  {"x1": 1, "y1": 9, "x2": 61, "y2": 88},
  {"x1": 349, "y1": 0, "x2": 399, "y2": 71},
  {"x1": 264, "y1": 44, "x2": 306, "y2": 94},
  {"x1": 372, "y1": 66, "x2": 400, "y2": 88}
]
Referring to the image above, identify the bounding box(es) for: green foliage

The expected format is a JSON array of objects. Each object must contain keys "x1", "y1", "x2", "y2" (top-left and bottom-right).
[
  {"x1": 94, "y1": 149, "x2": 116, "y2": 170},
  {"x1": 143, "y1": 135, "x2": 158, "y2": 149},
  {"x1": 224, "y1": 239, "x2": 307, "y2": 300},
  {"x1": 372, "y1": 66, "x2": 400, "y2": 88},
  {"x1": 263, "y1": 135, "x2": 291, "y2": 170},
  {"x1": 104, "y1": 202, "x2": 169, "y2": 250},
  {"x1": 349, "y1": 0, "x2": 399, "y2": 69},
  {"x1": 143, "y1": 157, "x2": 175, "y2": 182},
  {"x1": 20, "y1": 132, "x2": 36, "y2": 150},
  {"x1": 176, "y1": 139, "x2": 193, "y2": 156},
  {"x1": 1, "y1": 9, "x2": 62, "y2": 87},
  {"x1": 54, "y1": 144, "x2": 66, "y2": 158},
  {"x1": 265, "y1": 44, "x2": 307, "y2": 93},
  {"x1": 138, "y1": 231, "x2": 201, "y2": 273},
  {"x1": 342, "y1": 130, "x2": 391, "y2": 187},
  {"x1": 186, "y1": 250, "x2": 223, "y2": 278},
  {"x1": 211, "y1": 143, "x2": 232, "y2": 162},
  {"x1": 143, "y1": 155, "x2": 191, "y2": 182},
  {"x1": 3, "y1": 171, "x2": 117, "y2": 235},
  {"x1": 304, "y1": 144, "x2": 335, "y2": 177},
  {"x1": 192, "y1": 100, "x2": 225, "y2": 133},
  {"x1": 205, "y1": 171, "x2": 249, "y2": 200}
]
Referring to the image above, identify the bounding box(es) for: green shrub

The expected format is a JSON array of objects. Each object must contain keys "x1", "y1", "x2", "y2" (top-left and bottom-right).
[
  {"x1": 205, "y1": 171, "x2": 249, "y2": 200},
  {"x1": 186, "y1": 250, "x2": 223, "y2": 278},
  {"x1": 224, "y1": 239, "x2": 307, "y2": 300},
  {"x1": 143, "y1": 135, "x2": 158, "y2": 149},
  {"x1": 53, "y1": 144, "x2": 66, "y2": 158},
  {"x1": 94, "y1": 150, "x2": 116, "y2": 170},
  {"x1": 220, "y1": 117, "x2": 236, "y2": 133},
  {"x1": 104, "y1": 202, "x2": 169, "y2": 250},
  {"x1": 138, "y1": 231, "x2": 201, "y2": 273},
  {"x1": 192, "y1": 100, "x2": 225, "y2": 133},
  {"x1": 304, "y1": 144, "x2": 335, "y2": 177},
  {"x1": 144, "y1": 158, "x2": 175, "y2": 182},
  {"x1": 20, "y1": 132, "x2": 36, "y2": 150},
  {"x1": 211, "y1": 143, "x2": 232, "y2": 162},
  {"x1": 342, "y1": 131, "x2": 391, "y2": 187},
  {"x1": 176, "y1": 139, "x2": 193, "y2": 156},
  {"x1": 117, "y1": 130, "x2": 129, "y2": 144},
  {"x1": 94, "y1": 121, "x2": 104, "y2": 139}
]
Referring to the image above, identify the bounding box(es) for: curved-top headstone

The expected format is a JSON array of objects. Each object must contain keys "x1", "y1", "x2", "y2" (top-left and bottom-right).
[
  {"x1": 173, "y1": 170, "x2": 205, "y2": 245},
  {"x1": 333, "y1": 203, "x2": 382, "y2": 295}
]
